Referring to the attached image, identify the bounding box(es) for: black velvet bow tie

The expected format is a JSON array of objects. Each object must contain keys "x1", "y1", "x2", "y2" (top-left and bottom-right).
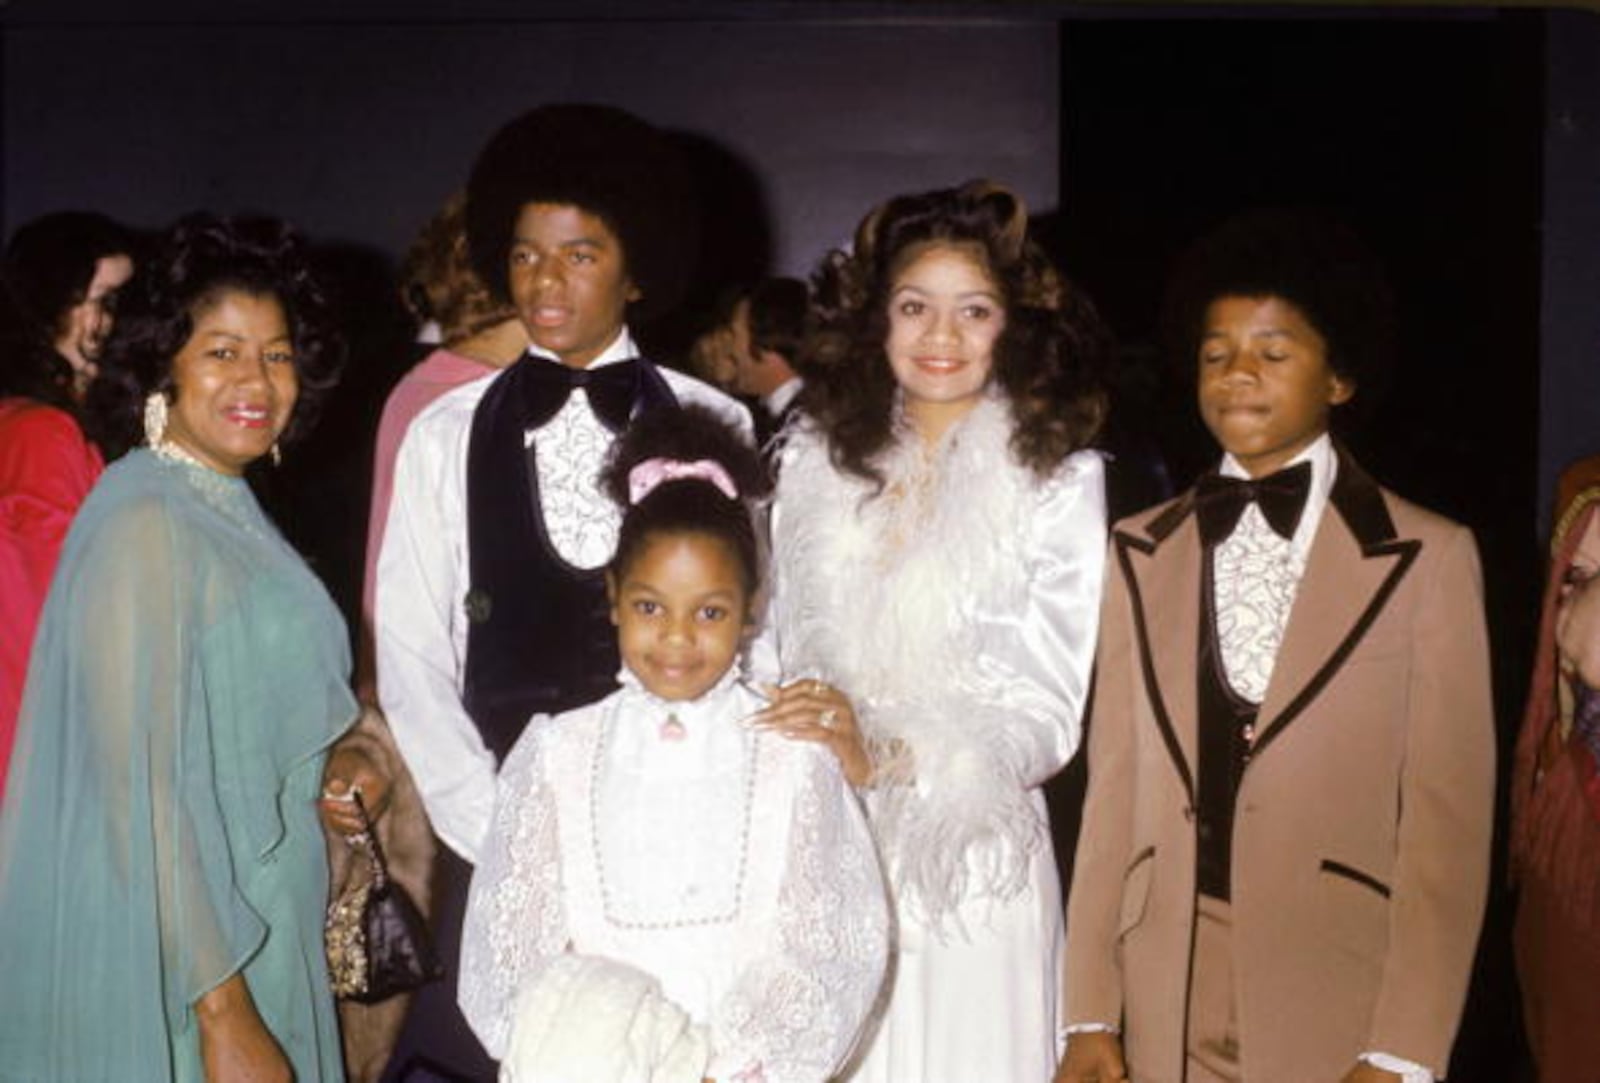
[
  {"x1": 1194, "y1": 461, "x2": 1313, "y2": 547},
  {"x1": 516, "y1": 355, "x2": 641, "y2": 432}
]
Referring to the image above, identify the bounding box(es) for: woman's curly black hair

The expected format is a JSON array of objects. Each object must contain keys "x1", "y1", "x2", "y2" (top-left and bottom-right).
[
  {"x1": 85, "y1": 213, "x2": 343, "y2": 460},
  {"x1": 802, "y1": 180, "x2": 1111, "y2": 488},
  {"x1": 601, "y1": 404, "x2": 772, "y2": 600}
]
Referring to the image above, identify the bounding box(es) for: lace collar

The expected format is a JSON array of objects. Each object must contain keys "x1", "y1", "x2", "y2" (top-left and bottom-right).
[
  {"x1": 613, "y1": 663, "x2": 749, "y2": 738},
  {"x1": 143, "y1": 444, "x2": 264, "y2": 536}
]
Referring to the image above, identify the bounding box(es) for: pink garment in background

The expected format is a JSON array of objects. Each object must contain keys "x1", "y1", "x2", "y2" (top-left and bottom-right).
[
  {"x1": 0, "y1": 398, "x2": 103, "y2": 792},
  {"x1": 358, "y1": 348, "x2": 500, "y2": 697}
]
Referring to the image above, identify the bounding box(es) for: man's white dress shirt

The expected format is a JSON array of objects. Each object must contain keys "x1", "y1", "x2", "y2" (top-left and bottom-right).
[{"x1": 762, "y1": 376, "x2": 802, "y2": 424}]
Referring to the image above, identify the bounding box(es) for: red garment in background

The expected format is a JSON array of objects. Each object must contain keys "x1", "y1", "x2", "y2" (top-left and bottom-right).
[
  {"x1": 1511, "y1": 454, "x2": 1600, "y2": 1082},
  {"x1": 0, "y1": 397, "x2": 103, "y2": 792}
]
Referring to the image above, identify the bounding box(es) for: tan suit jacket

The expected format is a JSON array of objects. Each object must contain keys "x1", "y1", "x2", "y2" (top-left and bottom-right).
[{"x1": 1063, "y1": 451, "x2": 1495, "y2": 1082}]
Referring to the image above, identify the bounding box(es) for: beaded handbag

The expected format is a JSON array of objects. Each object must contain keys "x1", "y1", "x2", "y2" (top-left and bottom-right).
[{"x1": 324, "y1": 791, "x2": 443, "y2": 1003}]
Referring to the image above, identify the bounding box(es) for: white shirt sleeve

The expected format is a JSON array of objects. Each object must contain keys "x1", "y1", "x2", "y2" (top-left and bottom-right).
[
  {"x1": 1360, "y1": 1051, "x2": 1435, "y2": 1082},
  {"x1": 980, "y1": 450, "x2": 1109, "y2": 787},
  {"x1": 659, "y1": 367, "x2": 756, "y2": 442},
  {"x1": 375, "y1": 383, "x2": 498, "y2": 862}
]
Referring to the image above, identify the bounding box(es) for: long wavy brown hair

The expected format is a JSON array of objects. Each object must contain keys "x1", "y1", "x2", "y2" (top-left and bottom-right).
[
  {"x1": 401, "y1": 191, "x2": 517, "y2": 344},
  {"x1": 802, "y1": 180, "x2": 1110, "y2": 488}
]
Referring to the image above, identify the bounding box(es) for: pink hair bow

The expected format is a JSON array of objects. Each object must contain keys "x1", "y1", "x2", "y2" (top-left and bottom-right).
[{"x1": 627, "y1": 457, "x2": 739, "y2": 504}]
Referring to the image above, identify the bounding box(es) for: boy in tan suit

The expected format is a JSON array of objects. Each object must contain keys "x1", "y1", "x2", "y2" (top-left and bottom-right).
[{"x1": 1057, "y1": 212, "x2": 1494, "y2": 1083}]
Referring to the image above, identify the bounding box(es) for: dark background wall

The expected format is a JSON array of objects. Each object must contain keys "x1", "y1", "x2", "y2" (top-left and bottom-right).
[
  {"x1": 1, "y1": 11, "x2": 1061, "y2": 279},
  {"x1": 0, "y1": 2, "x2": 1066, "y2": 624},
  {"x1": 1542, "y1": 7, "x2": 1600, "y2": 527}
]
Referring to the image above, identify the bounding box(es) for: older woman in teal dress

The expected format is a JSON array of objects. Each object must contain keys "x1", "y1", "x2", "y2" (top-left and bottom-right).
[{"x1": 0, "y1": 215, "x2": 385, "y2": 1082}]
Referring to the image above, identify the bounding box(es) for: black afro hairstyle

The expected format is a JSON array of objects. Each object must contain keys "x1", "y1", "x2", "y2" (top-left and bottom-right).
[
  {"x1": 465, "y1": 103, "x2": 697, "y2": 322},
  {"x1": 601, "y1": 404, "x2": 769, "y2": 599},
  {"x1": 1162, "y1": 208, "x2": 1395, "y2": 414}
]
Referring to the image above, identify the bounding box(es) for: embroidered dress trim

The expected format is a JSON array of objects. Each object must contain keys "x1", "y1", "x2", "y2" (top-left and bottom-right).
[
  {"x1": 590, "y1": 668, "x2": 759, "y2": 930},
  {"x1": 150, "y1": 441, "x2": 266, "y2": 534}
]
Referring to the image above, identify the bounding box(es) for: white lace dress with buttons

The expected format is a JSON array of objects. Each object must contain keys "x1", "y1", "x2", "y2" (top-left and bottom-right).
[{"x1": 459, "y1": 669, "x2": 889, "y2": 1083}]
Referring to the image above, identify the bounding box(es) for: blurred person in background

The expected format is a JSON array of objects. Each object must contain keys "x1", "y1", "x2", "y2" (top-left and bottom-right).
[
  {"x1": 1512, "y1": 453, "x2": 1600, "y2": 1083},
  {"x1": 727, "y1": 275, "x2": 807, "y2": 452},
  {"x1": 0, "y1": 210, "x2": 135, "y2": 791}
]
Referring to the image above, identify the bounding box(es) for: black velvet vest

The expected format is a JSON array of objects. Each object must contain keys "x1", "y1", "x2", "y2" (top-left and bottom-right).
[
  {"x1": 1195, "y1": 553, "x2": 1260, "y2": 901},
  {"x1": 461, "y1": 356, "x2": 679, "y2": 761}
]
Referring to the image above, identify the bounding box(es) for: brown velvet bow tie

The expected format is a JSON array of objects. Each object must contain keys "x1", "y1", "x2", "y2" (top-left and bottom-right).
[{"x1": 1194, "y1": 461, "x2": 1313, "y2": 547}]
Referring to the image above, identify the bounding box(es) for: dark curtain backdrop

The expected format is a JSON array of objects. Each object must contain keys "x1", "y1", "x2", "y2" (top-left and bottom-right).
[{"x1": 1049, "y1": 16, "x2": 1546, "y2": 1082}]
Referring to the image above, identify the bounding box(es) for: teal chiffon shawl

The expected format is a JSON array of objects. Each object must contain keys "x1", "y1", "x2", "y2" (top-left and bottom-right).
[{"x1": 0, "y1": 449, "x2": 358, "y2": 1081}]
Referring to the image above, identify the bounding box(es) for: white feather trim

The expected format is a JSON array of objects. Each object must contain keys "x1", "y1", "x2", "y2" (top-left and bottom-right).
[{"x1": 774, "y1": 393, "x2": 1064, "y2": 928}]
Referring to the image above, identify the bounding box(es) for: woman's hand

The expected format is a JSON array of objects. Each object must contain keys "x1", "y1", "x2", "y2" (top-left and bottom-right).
[
  {"x1": 197, "y1": 974, "x2": 293, "y2": 1083},
  {"x1": 1338, "y1": 1063, "x2": 1403, "y2": 1083},
  {"x1": 320, "y1": 744, "x2": 390, "y2": 837},
  {"x1": 748, "y1": 680, "x2": 873, "y2": 787}
]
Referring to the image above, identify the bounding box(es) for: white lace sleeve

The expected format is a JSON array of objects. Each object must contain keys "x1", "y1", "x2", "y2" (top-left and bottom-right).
[
  {"x1": 710, "y1": 746, "x2": 889, "y2": 1083},
  {"x1": 458, "y1": 726, "x2": 569, "y2": 1059}
]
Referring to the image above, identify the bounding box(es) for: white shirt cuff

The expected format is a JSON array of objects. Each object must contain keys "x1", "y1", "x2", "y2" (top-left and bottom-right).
[
  {"x1": 1360, "y1": 1051, "x2": 1434, "y2": 1082},
  {"x1": 1060, "y1": 1022, "x2": 1119, "y2": 1044}
]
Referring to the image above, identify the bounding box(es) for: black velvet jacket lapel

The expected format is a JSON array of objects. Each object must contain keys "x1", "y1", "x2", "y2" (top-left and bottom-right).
[{"x1": 1111, "y1": 443, "x2": 1422, "y2": 801}]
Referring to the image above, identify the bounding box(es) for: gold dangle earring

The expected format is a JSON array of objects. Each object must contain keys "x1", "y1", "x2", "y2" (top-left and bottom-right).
[{"x1": 271, "y1": 442, "x2": 282, "y2": 467}]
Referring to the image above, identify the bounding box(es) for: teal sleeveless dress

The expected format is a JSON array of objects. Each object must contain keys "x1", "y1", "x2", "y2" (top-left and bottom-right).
[{"x1": 0, "y1": 449, "x2": 358, "y2": 1081}]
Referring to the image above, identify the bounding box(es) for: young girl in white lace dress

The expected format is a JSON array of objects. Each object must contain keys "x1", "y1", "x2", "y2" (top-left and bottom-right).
[{"x1": 459, "y1": 406, "x2": 888, "y2": 1083}]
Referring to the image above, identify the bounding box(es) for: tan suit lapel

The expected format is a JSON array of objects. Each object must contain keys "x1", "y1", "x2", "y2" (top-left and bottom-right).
[
  {"x1": 1116, "y1": 496, "x2": 1204, "y2": 805},
  {"x1": 1252, "y1": 448, "x2": 1422, "y2": 756}
]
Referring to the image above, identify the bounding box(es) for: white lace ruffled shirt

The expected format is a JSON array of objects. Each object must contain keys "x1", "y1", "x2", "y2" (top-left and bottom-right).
[
  {"x1": 1211, "y1": 433, "x2": 1336, "y2": 703},
  {"x1": 459, "y1": 673, "x2": 889, "y2": 1083},
  {"x1": 526, "y1": 341, "x2": 629, "y2": 570}
]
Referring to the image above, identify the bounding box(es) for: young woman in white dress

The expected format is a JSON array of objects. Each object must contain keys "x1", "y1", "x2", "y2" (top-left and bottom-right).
[
  {"x1": 752, "y1": 181, "x2": 1111, "y2": 1082},
  {"x1": 459, "y1": 406, "x2": 888, "y2": 1083}
]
